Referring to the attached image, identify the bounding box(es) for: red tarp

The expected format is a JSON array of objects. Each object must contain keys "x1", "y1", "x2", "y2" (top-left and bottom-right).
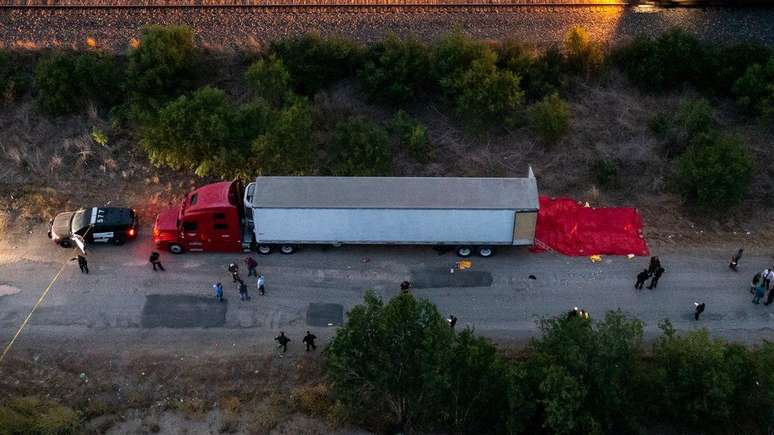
[{"x1": 532, "y1": 196, "x2": 649, "y2": 257}]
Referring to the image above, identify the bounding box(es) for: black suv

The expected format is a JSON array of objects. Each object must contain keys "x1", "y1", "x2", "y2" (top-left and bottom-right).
[{"x1": 48, "y1": 207, "x2": 138, "y2": 247}]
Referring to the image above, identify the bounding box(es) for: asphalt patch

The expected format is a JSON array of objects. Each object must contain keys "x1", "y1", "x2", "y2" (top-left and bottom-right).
[
  {"x1": 411, "y1": 269, "x2": 493, "y2": 289},
  {"x1": 307, "y1": 303, "x2": 343, "y2": 327},
  {"x1": 141, "y1": 295, "x2": 227, "y2": 328}
]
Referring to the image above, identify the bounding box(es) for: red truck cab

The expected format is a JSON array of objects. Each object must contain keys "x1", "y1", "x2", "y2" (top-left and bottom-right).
[{"x1": 152, "y1": 181, "x2": 247, "y2": 253}]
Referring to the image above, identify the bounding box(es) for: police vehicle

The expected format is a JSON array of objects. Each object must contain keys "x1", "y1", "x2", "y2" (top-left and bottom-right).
[{"x1": 48, "y1": 207, "x2": 138, "y2": 247}]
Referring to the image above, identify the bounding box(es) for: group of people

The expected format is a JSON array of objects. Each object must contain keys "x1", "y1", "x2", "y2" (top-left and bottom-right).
[
  {"x1": 751, "y1": 267, "x2": 774, "y2": 305},
  {"x1": 216, "y1": 257, "x2": 266, "y2": 302},
  {"x1": 274, "y1": 331, "x2": 318, "y2": 355},
  {"x1": 634, "y1": 256, "x2": 665, "y2": 290}
]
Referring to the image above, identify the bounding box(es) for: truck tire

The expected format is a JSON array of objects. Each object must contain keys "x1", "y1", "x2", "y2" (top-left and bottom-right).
[
  {"x1": 478, "y1": 247, "x2": 494, "y2": 257},
  {"x1": 59, "y1": 239, "x2": 72, "y2": 248},
  {"x1": 456, "y1": 246, "x2": 472, "y2": 258},
  {"x1": 257, "y1": 244, "x2": 272, "y2": 255},
  {"x1": 280, "y1": 245, "x2": 296, "y2": 255},
  {"x1": 168, "y1": 244, "x2": 184, "y2": 254}
]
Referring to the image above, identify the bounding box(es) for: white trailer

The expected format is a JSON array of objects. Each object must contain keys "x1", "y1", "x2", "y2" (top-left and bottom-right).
[{"x1": 244, "y1": 172, "x2": 539, "y2": 257}]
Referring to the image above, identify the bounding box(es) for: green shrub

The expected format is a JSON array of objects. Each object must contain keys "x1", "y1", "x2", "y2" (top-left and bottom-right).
[
  {"x1": 733, "y1": 58, "x2": 774, "y2": 120},
  {"x1": 675, "y1": 133, "x2": 753, "y2": 209},
  {"x1": 614, "y1": 30, "x2": 710, "y2": 92},
  {"x1": 431, "y1": 31, "x2": 492, "y2": 98},
  {"x1": 35, "y1": 51, "x2": 123, "y2": 115},
  {"x1": 651, "y1": 98, "x2": 716, "y2": 157},
  {"x1": 527, "y1": 93, "x2": 570, "y2": 143},
  {"x1": 517, "y1": 311, "x2": 645, "y2": 435},
  {"x1": 0, "y1": 50, "x2": 33, "y2": 102},
  {"x1": 449, "y1": 50, "x2": 524, "y2": 130},
  {"x1": 127, "y1": 25, "x2": 198, "y2": 118},
  {"x1": 497, "y1": 41, "x2": 565, "y2": 102},
  {"x1": 0, "y1": 396, "x2": 81, "y2": 434},
  {"x1": 245, "y1": 54, "x2": 292, "y2": 107},
  {"x1": 563, "y1": 27, "x2": 603, "y2": 78},
  {"x1": 34, "y1": 52, "x2": 80, "y2": 115},
  {"x1": 141, "y1": 86, "x2": 267, "y2": 177},
  {"x1": 270, "y1": 33, "x2": 363, "y2": 95},
  {"x1": 650, "y1": 321, "x2": 766, "y2": 432},
  {"x1": 710, "y1": 43, "x2": 771, "y2": 95},
  {"x1": 390, "y1": 111, "x2": 432, "y2": 163},
  {"x1": 591, "y1": 158, "x2": 618, "y2": 187},
  {"x1": 252, "y1": 97, "x2": 317, "y2": 175},
  {"x1": 327, "y1": 117, "x2": 391, "y2": 176},
  {"x1": 358, "y1": 34, "x2": 430, "y2": 105}
]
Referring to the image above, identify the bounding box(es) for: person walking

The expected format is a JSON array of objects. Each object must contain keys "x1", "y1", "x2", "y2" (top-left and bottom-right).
[
  {"x1": 213, "y1": 282, "x2": 223, "y2": 302},
  {"x1": 238, "y1": 281, "x2": 249, "y2": 301},
  {"x1": 646, "y1": 266, "x2": 665, "y2": 289},
  {"x1": 149, "y1": 251, "x2": 165, "y2": 271},
  {"x1": 648, "y1": 256, "x2": 661, "y2": 275},
  {"x1": 694, "y1": 302, "x2": 705, "y2": 320},
  {"x1": 257, "y1": 273, "x2": 265, "y2": 296},
  {"x1": 753, "y1": 281, "x2": 766, "y2": 304},
  {"x1": 303, "y1": 331, "x2": 317, "y2": 351},
  {"x1": 635, "y1": 269, "x2": 650, "y2": 290},
  {"x1": 245, "y1": 256, "x2": 258, "y2": 277},
  {"x1": 72, "y1": 254, "x2": 89, "y2": 274},
  {"x1": 729, "y1": 248, "x2": 743, "y2": 272},
  {"x1": 275, "y1": 332, "x2": 290, "y2": 354}
]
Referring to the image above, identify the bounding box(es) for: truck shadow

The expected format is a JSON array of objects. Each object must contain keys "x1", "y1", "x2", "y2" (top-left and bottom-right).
[
  {"x1": 411, "y1": 269, "x2": 493, "y2": 289},
  {"x1": 141, "y1": 295, "x2": 227, "y2": 328}
]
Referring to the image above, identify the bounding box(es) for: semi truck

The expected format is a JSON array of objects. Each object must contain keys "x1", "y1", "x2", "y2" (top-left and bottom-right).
[{"x1": 152, "y1": 173, "x2": 539, "y2": 257}]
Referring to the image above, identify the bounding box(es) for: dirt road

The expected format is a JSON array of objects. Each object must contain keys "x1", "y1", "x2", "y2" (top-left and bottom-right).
[{"x1": 1, "y1": 224, "x2": 772, "y2": 362}]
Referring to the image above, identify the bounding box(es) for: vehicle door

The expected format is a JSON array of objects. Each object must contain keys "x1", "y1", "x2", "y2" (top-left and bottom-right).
[
  {"x1": 180, "y1": 220, "x2": 205, "y2": 252},
  {"x1": 208, "y1": 211, "x2": 239, "y2": 251}
]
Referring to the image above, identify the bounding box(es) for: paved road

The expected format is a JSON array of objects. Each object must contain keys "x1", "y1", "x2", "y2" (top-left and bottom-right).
[{"x1": 0, "y1": 225, "x2": 772, "y2": 358}]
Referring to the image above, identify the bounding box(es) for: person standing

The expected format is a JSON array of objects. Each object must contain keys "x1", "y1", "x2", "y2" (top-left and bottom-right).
[
  {"x1": 228, "y1": 263, "x2": 240, "y2": 283},
  {"x1": 764, "y1": 268, "x2": 774, "y2": 290},
  {"x1": 763, "y1": 280, "x2": 774, "y2": 306},
  {"x1": 648, "y1": 256, "x2": 661, "y2": 275},
  {"x1": 275, "y1": 332, "x2": 290, "y2": 354},
  {"x1": 728, "y1": 248, "x2": 743, "y2": 272},
  {"x1": 257, "y1": 273, "x2": 265, "y2": 296},
  {"x1": 448, "y1": 315, "x2": 458, "y2": 328},
  {"x1": 303, "y1": 331, "x2": 317, "y2": 351},
  {"x1": 213, "y1": 282, "x2": 223, "y2": 302},
  {"x1": 694, "y1": 302, "x2": 705, "y2": 320},
  {"x1": 245, "y1": 256, "x2": 258, "y2": 277},
  {"x1": 647, "y1": 266, "x2": 665, "y2": 289},
  {"x1": 149, "y1": 251, "x2": 164, "y2": 271},
  {"x1": 400, "y1": 281, "x2": 411, "y2": 294},
  {"x1": 635, "y1": 269, "x2": 650, "y2": 290},
  {"x1": 761, "y1": 268, "x2": 772, "y2": 289},
  {"x1": 753, "y1": 281, "x2": 766, "y2": 304},
  {"x1": 239, "y1": 281, "x2": 249, "y2": 301},
  {"x1": 72, "y1": 254, "x2": 89, "y2": 274}
]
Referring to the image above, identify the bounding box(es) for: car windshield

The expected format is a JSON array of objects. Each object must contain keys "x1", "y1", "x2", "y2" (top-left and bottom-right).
[{"x1": 70, "y1": 208, "x2": 93, "y2": 234}]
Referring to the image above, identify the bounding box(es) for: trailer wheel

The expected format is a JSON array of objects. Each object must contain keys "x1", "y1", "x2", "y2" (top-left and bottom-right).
[
  {"x1": 168, "y1": 244, "x2": 184, "y2": 254},
  {"x1": 280, "y1": 245, "x2": 295, "y2": 255},
  {"x1": 257, "y1": 244, "x2": 272, "y2": 255},
  {"x1": 478, "y1": 247, "x2": 494, "y2": 257},
  {"x1": 456, "y1": 246, "x2": 472, "y2": 258}
]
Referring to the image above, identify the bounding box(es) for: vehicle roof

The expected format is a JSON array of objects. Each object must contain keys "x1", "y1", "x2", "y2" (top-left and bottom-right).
[
  {"x1": 185, "y1": 181, "x2": 236, "y2": 212},
  {"x1": 71, "y1": 207, "x2": 134, "y2": 231},
  {"x1": 250, "y1": 173, "x2": 539, "y2": 211}
]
